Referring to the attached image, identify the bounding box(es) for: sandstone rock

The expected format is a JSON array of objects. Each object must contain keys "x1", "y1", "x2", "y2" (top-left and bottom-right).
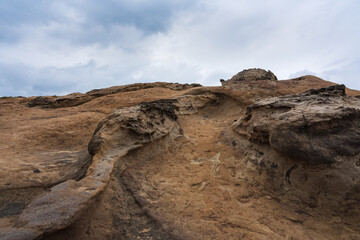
[
  {"x1": 173, "y1": 93, "x2": 217, "y2": 115},
  {"x1": 232, "y1": 84, "x2": 360, "y2": 216},
  {"x1": 4, "y1": 98, "x2": 182, "y2": 239},
  {"x1": 23, "y1": 82, "x2": 201, "y2": 108},
  {"x1": 1, "y1": 77, "x2": 360, "y2": 240},
  {"x1": 222, "y1": 68, "x2": 277, "y2": 86},
  {"x1": 0, "y1": 151, "x2": 91, "y2": 191},
  {"x1": 0, "y1": 228, "x2": 40, "y2": 240},
  {"x1": 88, "y1": 99, "x2": 179, "y2": 156},
  {"x1": 234, "y1": 84, "x2": 360, "y2": 165}
]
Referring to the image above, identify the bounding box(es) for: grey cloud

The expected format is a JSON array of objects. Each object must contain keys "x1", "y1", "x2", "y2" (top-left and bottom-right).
[
  {"x1": 1, "y1": 0, "x2": 360, "y2": 97},
  {"x1": 0, "y1": 61, "x2": 109, "y2": 96},
  {"x1": 0, "y1": 1, "x2": 56, "y2": 25},
  {"x1": 0, "y1": 1, "x2": 62, "y2": 44},
  {"x1": 321, "y1": 60, "x2": 360, "y2": 90},
  {"x1": 0, "y1": 58, "x2": 204, "y2": 97},
  {"x1": 80, "y1": 0, "x2": 196, "y2": 33},
  {"x1": 0, "y1": 0, "x2": 197, "y2": 46}
]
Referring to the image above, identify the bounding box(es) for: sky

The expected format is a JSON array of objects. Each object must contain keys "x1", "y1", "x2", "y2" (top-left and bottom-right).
[{"x1": 0, "y1": 0, "x2": 359, "y2": 97}]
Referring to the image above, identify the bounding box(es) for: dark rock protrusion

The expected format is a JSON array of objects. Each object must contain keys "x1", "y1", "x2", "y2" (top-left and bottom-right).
[
  {"x1": 88, "y1": 99, "x2": 179, "y2": 156},
  {"x1": 234, "y1": 84, "x2": 360, "y2": 165},
  {"x1": 140, "y1": 99, "x2": 179, "y2": 120}
]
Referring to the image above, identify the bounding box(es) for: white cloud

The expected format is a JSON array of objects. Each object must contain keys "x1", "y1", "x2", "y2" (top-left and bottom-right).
[{"x1": 0, "y1": 0, "x2": 359, "y2": 96}]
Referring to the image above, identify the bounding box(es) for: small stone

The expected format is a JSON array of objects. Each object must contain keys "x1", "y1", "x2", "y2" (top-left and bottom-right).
[
  {"x1": 33, "y1": 169, "x2": 41, "y2": 173},
  {"x1": 332, "y1": 217, "x2": 342, "y2": 223},
  {"x1": 139, "y1": 228, "x2": 151, "y2": 234}
]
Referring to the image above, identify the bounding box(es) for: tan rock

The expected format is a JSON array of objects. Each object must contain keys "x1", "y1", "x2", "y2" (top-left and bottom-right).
[
  {"x1": 222, "y1": 68, "x2": 277, "y2": 86},
  {"x1": 1, "y1": 78, "x2": 360, "y2": 240}
]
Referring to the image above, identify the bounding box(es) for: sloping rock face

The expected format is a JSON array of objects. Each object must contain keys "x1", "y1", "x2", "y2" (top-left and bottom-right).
[
  {"x1": 1, "y1": 101, "x2": 180, "y2": 240},
  {"x1": 1, "y1": 77, "x2": 360, "y2": 240},
  {"x1": 221, "y1": 68, "x2": 277, "y2": 86},
  {"x1": 88, "y1": 99, "x2": 179, "y2": 157},
  {"x1": 24, "y1": 82, "x2": 201, "y2": 108},
  {"x1": 0, "y1": 94, "x2": 217, "y2": 240}
]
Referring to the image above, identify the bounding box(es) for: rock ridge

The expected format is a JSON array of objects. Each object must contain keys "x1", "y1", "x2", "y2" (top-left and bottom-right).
[
  {"x1": 23, "y1": 82, "x2": 201, "y2": 109},
  {"x1": 221, "y1": 68, "x2": 277, "y2": 86},
  {"x1": 1, "y1": 73, "x2": 360, "y2": 240}
]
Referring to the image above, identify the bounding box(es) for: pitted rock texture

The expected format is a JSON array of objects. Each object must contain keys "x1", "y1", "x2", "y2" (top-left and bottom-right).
[
  {"x1": 88, "y1": 99, "x2": 179, "y2": 156},
  {"x1": 234, "y1": 84, "x2": 360, "y2": 165},
  {"x1": 2, "y1": 99, "x2": 181, "y2": 240},
  {"x1": 1, "y1": 93, "x2": 218, "y2": 239},
  {"x1": 222, "y1": 68, "x2": 277, "y2": 86},
  {"x1": 232, "y1": 84, "x2": 360, "y2": 222},
  {"x1": 1, "y1": 76, "x2": 360, "y2": 240}
]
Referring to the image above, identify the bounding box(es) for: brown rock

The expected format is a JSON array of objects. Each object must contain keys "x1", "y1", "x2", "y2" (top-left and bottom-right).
[
  {"x1": 23, "y1": 82, "x2": 201, "y2": 108},
  {"x1": 233, "y1": 84, "x2": 360, "y2": 220},
  {"x1": 222, "y1": 68, "x2": 277, "y2": 86},
  {"x1": 1, "y1": 78, "x2": 360, "y2": 240},
  {"x1": 234, "y1": 84, "x2": 360, "y2": 165}
]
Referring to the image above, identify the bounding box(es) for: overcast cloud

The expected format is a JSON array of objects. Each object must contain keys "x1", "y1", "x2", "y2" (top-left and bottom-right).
[{"x1": 0, "y1": 0, "x2": 359, "y2": 96}]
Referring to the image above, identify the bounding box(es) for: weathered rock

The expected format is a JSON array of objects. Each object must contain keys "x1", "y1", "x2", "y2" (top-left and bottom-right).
[
  {"x1": 23, "y1": 82, "x2": 201, "y2": 108},
  {"x1": 232, "y1": 85, "x2": 360, "y2": 215},
  {"x1": 0, "y1": 151, "x2": 91, "y2": 191},
  {"x1": 88, "y1": 99, "x2": 179, "y2": 156},
  {"x1": 174, "y1": 93, "x2": 217, "y2": 115},
  {"x1": 2, "y1": 78, "x2": 360, "y2": 240},
  {"x1": 234, "y1": 84, "x2": 360, "y2": 165},
  {"x1": 0, "y1": 228, "x2": 40, "y2": 240},
  {"x1": 222, "y1": 68, "x2": 277, "y2": 86},
  {"x1": 2, "y1": 98, "x2": 182, "y2": 240},
  {"x1": 25, "y1": 96, "x2": 54, "y2": 108}
]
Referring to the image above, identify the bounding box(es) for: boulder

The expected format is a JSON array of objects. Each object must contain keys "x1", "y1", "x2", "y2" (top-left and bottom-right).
[{"x1": 222, "y1": 68, "x2": 277, "y2": 86}]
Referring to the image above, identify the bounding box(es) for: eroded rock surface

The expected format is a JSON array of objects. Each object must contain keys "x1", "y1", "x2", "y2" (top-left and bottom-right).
[
  {"x1": 234, "y1": 84, "x2": 360, "y2": 165},
  {"x1": 1, "y1": 77, "x2": 360, "y2": 240},
  {"x1": 1, "y1": 93, "x2": 217, "y2": 239},
  {"x1": 24, "y1": 82, "x2": 201, "y2": 108},
  {"x1": 232, "y1": 84, "x2": 360, "y2": 220},
  {"x1": 221, "y1": 68, "x2": 277, "y2": 86}
]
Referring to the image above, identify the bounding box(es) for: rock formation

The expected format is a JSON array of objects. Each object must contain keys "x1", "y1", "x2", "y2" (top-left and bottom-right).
[
  {"x1": 1, "y1": 73, "x2": 360, "y2": 240},
  {"x1": 233, "y1": 84, "x2": 360, "y2": 212},
  {"x1": 221, "y1": 68, "x2": 277, "y2": 86},
  {"x1": 234, "y1": 84, "x2": 360, "y2": 165},
  {"x1": 24, "y1": 82, "x2": 201, "y2": 108}
]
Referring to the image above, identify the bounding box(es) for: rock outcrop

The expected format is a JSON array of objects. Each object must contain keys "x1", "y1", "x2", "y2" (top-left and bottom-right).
[
  {"x1": 221, "y1": 68, "x2": 277, "y2": 86},
  {"x1": 23, "y1": 82, "x2": 201, "y2": 108},
  {"x1": 233, "y1": 84, "x2": 360, "y2": 214},
  {"x1": 234, "y1": 84, "x2": 360, "y2": 165},
  {"x1": 1, "y1": 100, "x2": 180, "y2": 240},
  {"x1": 0, "y1": 93, "x2": 216, "y2": 240},
  {"x1": 1, "y1": 75, "x2": 360, "y2": 240}
]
